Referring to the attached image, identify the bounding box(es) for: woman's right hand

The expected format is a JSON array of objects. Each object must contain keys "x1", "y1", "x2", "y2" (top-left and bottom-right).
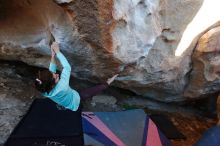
[{"x1": 51, "y1": 42, "x2": 60, "y2": 54}]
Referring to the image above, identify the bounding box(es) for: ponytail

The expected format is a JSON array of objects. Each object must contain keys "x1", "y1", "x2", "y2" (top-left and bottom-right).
[{"x1": 35, "y1": 70, "x2": 55, "y2": 93}]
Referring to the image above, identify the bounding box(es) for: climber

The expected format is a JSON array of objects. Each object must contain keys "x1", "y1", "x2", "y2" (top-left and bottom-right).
[{"x1": 35, "y1": 42, "x2": 118, "y2": 111}]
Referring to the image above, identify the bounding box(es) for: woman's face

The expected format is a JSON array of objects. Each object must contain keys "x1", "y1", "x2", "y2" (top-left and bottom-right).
[{"x1": 52, "y1": 73, "x2": 60, "y2": 83}]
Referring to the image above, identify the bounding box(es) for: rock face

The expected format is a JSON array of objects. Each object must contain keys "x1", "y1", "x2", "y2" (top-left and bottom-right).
[
  {"x1": 184, "y1": 26, "x2": 220, "y2": 98},
  {"x1": 1, "y1": 0, "x2": 220, "y2": 102}
]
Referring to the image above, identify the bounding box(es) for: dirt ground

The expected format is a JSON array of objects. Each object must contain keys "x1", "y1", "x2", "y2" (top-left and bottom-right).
[{"x1": 169, "y1": 114, "x2": 217, "y2": 146}]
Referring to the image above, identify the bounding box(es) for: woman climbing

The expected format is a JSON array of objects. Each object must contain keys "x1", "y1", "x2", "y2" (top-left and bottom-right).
[{"x1": 35, "y1": 42, "x2": 118, "y2": 111}]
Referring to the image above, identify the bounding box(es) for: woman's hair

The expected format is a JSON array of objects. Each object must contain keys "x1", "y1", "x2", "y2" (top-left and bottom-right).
[{"x1": 35, "y1": 70, "x2": 55, "y2": 93}]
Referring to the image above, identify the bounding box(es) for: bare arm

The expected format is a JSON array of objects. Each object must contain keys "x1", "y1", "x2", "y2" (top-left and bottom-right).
[
  {"x1": 49, "y1": 44, "x2": 57, "y2": 73},
  {"x1": 50, "y1": 47, "x2": 56, "y2": 64}
]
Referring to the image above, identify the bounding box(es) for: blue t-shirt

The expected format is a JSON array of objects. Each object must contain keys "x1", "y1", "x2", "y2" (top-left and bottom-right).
[{"x1": 43, "y1": 52, "x2": 80, "y2": 111}]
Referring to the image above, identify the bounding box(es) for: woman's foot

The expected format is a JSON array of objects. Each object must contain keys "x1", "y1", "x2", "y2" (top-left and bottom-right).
[{"x1": 107, "y1": 74, "x2": 119, "y2": 85}]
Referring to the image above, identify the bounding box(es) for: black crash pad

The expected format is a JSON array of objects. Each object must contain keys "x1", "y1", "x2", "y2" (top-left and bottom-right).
[{"x1": 5, "y1": 98, "x2": 84, "y2": 146}]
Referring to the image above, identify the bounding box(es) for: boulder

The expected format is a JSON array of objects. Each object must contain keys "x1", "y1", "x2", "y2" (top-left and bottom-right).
[{"x1": 2, "y1": 0, "x2": 219, "y2": 102}]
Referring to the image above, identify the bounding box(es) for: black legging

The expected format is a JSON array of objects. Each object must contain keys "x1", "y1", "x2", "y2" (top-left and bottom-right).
[{"x1": 79, "y1": 83, "x2": 109, "y2": 101}]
